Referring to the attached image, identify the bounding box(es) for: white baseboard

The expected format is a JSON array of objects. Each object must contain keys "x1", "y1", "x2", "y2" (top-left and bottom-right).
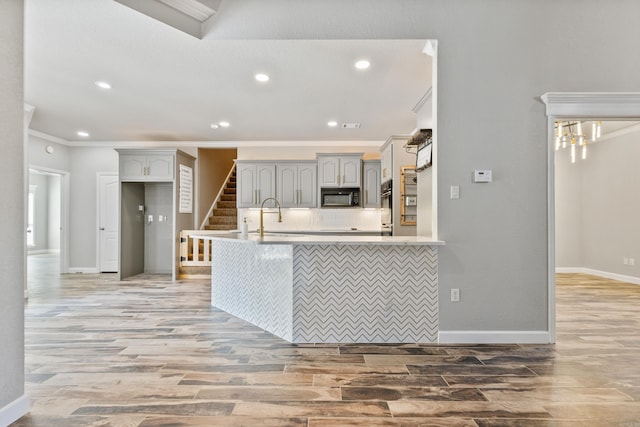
[
  {"x1": 67, "y1": 267, "x2": 99, "y2": 274},
  {"x1": 0, "y1": 395, "x2": 29, "y2": 426},
  {"x1": 556, "y1": 267, "x2": 640, "y2": 285},
  {"x1": 438, "y1": 330, "x2": 552, "y2": 344}
]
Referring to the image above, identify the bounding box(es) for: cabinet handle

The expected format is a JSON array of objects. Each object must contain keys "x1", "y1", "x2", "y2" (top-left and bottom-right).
[{"x1": 365, "y1": 189, "x2": 368, "y2": 205}]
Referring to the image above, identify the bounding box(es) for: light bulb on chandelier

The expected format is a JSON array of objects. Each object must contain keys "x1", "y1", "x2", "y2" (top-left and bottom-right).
[{"x1": 555, "y1": 120, "x2": 599, "y2": 164}]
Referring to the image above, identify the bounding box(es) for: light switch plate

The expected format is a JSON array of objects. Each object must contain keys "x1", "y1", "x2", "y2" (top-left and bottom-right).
[{"x1": 450, "y1": 185, "x2": 460, "y2": 199}]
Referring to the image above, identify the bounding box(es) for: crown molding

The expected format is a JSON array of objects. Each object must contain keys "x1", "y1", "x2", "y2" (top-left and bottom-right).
[
  {"x1": 28, "y1": 129, "x2": 70, "y2": 145},
  {"x1": 541, "y1": 92, "x2": 640, "y2": 118}
]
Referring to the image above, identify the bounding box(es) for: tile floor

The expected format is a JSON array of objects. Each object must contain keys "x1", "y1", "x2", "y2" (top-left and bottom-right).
[{"x1": 10, "y1": 254, "x2": 640, "y2": 426}]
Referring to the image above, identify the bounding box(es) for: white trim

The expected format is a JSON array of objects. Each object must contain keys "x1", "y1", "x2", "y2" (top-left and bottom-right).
[
  {"x1": 556, "y1": 267, "x2": 640, "y2": 286},
  {"x1": 546, "y1": 115, "x2": 556, "y2": 344},
  {"x1": 29, "y1": 165, "x2": 70, "y2": 274},
  {"x1": 541, "y1": 92, "x2": 640, "y2": 118},
  {"x1": 0, "y1": 395, "x2": 30, "y2": 426},
  {"x1": 438, "y1": 331, "x2": 551, "y2": 345},
  {"x1": 28, "y1": 129, "x2": 70, "y2": 145},
  {"x1": 67, "y1": 267, "x2": 100, "y2": 274}
]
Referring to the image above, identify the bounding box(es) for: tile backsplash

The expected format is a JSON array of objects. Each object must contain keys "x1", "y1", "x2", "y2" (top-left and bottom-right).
[{"x1": 238, "y1": 208, "x2": 381, "y2": 232}]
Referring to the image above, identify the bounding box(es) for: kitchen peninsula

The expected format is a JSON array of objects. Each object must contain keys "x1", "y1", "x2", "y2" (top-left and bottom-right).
[{"x1": 194, "y1": 232, "x2": 444, "y2": 344}]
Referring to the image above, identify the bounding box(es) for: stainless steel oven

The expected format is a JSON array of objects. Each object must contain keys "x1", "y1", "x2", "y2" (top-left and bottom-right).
[{"x1": 381, "y1": 180, "x2": 392, "y2": 236}]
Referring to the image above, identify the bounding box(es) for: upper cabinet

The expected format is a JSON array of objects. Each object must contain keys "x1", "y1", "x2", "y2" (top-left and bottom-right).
[
  {"x1": 317, "y1": 154, "x2": 363, "y2": 188},
  {"x1": 362, "y1": 160, "x2": 381, "y2": 208},
  {"x1": 119, "y1": 152, "x2": 174, "y2": 181},
  {"x1": 277, "y1": 162, "x2": 317, "y2": 208},
  {"x1": 236, "y1": 162, "x2": 277, "y2": 208}
]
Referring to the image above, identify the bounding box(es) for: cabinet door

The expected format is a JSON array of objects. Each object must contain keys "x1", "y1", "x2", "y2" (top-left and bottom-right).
[
  {"x1": 381, "y1": 145, "x2": 393, "y2": 183},
  {"x1": 318, "y1": 157, "x2": 340, "y2": 187},
  {"x1": 277, "y1": 164, "x2": 298, "y2": 207},
  {"x1": 236, "y1": 163, "x2": 257, "y2": 208},
  {"x1": 297, "y1": 163, "x2": 317, "y2": 207},
  {"x1": 146, "y1": 154, "x2": 174, "y2": 181},
  {"x1": 341, "y1": 157, "x2": 361, "y2": 187},
  {"x1": 256, "y1": 164, "x2": 276, "y2": 204},
  {"x1": 120, "y1": 155, "x2": 146, "y2": 180},
  {"x1": 363, "y1": 161, "x2": 381, "y2": 208}
]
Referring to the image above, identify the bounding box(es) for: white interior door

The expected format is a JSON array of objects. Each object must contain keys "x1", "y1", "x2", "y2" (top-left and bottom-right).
[{"x1": 99, "y1": 175, "x2": 119, "y2": 272}]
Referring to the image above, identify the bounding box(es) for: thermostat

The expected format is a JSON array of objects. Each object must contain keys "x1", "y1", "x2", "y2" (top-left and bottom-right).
[{"x1": 473, "y1": 170, "x2": 492, "y2": 183}]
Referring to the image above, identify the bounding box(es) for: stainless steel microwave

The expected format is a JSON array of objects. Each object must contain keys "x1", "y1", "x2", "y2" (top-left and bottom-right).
[{"x1": 320, "y1": 187, "x2": 360, "y2": 208}]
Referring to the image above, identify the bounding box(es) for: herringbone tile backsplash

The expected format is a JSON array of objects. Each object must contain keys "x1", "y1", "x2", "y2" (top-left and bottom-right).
[{"x1": 293, "y1": 245, "x2": 438, "y2": 343}]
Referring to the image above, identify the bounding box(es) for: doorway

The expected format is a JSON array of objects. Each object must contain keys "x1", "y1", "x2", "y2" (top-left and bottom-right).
[
  {"x1": 27, "y1": 167, "x2": 69, "y2": 278},
  {"x1": 542, "y1": 92, "x2": 640, "y2": 343}
]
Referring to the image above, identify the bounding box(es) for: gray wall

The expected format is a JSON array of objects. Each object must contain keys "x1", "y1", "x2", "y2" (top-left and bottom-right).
[
  {"x1": 120, "y1": 183, "x2": 145, "y2": 279},
  {"x1": 29, "y1": 135, "x2": 70, "y2": 171},
  {"x1": 206, "y1": 0, "x2": 640, "y2": 333},
  {"x1": 556, "y1": 128, "x2": 640, "y2": 279},
  {"x1": 0, "y1": 0, "x2": 25, "y2": 414},
  {"x1": 68, "y1": 147, "x2": 118, "y2": 270}
]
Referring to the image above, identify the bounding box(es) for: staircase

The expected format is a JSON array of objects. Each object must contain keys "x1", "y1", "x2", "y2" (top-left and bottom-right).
[
  {"x1": 178, "y1": 168, "x2": 236, "y2": 279},
  {"x1": 204, "y1": 170, "x2": 237, "y2": 231}
]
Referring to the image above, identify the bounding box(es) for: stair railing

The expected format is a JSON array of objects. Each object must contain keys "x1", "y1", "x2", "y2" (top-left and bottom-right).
[
  {"x1": 199, "y1": 163, "x2": 236, "y2": 230},
  {"x1": 179, "y1": 230, "x2": 212, "y2": 267}
]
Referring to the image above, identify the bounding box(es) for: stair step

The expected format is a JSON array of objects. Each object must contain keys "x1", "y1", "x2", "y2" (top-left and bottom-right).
[
  {"x1": 220, "y1": 194, "x2": 236, "y2": 201},
  {"x1": 204, "y1": 224, "x2": 238, "y2": 230},
  {"x1": 209, "y1": 216, "x2": 237, "y2": 225},
  {"x1": 217, "y1": 201, "x2": 236, "y2": 209},
  {"x1": 223, "y1": 188, "x2": 236, "y2": 195},
  {"x1": 213, "y1": 208, "x2": 237, "y2": 216}
]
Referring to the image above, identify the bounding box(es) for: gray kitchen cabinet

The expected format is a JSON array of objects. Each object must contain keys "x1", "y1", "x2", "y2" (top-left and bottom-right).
[
  {"x1": 277, "y1": 161, "x2": 317, "y2": 208},
  {"x1": 119, "y1": 152, "x2": 174, "y2": 181},
  {"x1": 236, "y1": 161, "x2": 277, "y2": 208},
  {"x1": 363, "y1": 160, "x2": 381, "y2": 208},
  {"x1": 317, "y1": 154, "x2": 362, "y2": 188}
]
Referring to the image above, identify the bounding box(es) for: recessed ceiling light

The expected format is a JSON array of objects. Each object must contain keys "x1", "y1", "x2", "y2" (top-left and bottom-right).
[
  {"x1": 255, "y1": 73, "x2": 270, "y2": 82},
  {"x1": 210, "y1": 123, "x2": 219, "y2": 129},
  {"x1": 77, "y1": 131, "x2": 89, "y2": 137},
  {"x1": 327, "y1": 121, "x2": 338, "y2": 127},
  {"x1": 355, "y1": 60, "x2": 370, "y2": 70},
  {"x1": 94, "y1": 81, "x2": 112, "y2": 89},
  {"x1": 219, "y1": 121, "x2": 230, "y2": 128}
]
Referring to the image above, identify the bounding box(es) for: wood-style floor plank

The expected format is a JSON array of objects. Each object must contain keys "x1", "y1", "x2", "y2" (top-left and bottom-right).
[{"x1": 10, "y1": 255, "x2": 640, "y2": 426}]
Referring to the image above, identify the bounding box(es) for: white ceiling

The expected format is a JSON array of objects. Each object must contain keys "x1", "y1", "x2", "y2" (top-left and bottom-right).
[{"x1": 25, "y1": 0, "x2": 432, "y2": 144}]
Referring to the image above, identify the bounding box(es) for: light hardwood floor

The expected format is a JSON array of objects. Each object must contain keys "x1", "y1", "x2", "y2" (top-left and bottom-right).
[{"x1": 11, "y1": 254, "x2": 640, "y2": 426}]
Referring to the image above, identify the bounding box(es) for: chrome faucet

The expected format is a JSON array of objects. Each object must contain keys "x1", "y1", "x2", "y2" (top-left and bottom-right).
[{"x1": 259, "y1": 197, "x2": 282, "y2": 237}]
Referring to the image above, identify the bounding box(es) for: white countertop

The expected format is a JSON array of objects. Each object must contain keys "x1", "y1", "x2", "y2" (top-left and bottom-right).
[{"x1": 190, "y1": 230, "x2": 444, "y2": 246}]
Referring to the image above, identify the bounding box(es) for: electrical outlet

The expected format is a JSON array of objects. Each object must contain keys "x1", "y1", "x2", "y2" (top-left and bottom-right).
[
  {"x1": 451, "y1": 288, "x2": 460, "y2": 302},
  {"x1": 631, "y1": 258, "x2": 636, "y2": 266},
  {"x1": 624, "y1": 258, "x2": 629, "y2": 265}
]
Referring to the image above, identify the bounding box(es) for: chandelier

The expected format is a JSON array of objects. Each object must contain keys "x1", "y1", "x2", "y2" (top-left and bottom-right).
[{"x1": 555, "y1": 120, "x2": 601, "y2": 163}]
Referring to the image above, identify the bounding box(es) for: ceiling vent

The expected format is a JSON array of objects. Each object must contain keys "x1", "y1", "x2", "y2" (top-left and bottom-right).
[{"x1": 341, "y1": 123, "x2": 361, "y2": 129}]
